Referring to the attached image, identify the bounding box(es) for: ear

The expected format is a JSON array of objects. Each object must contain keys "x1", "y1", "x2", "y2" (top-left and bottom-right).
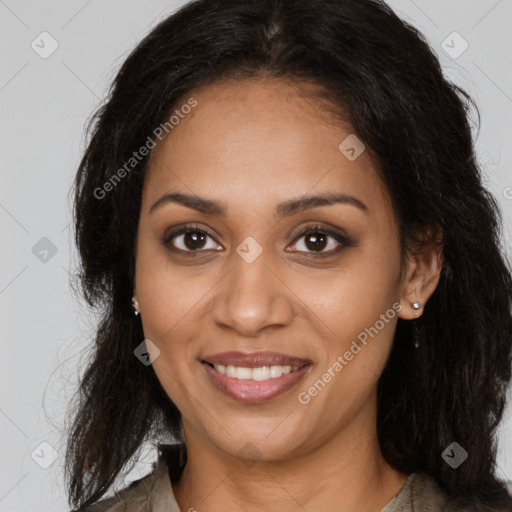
[{"x1": 398, "y1": 227, "x2": 443, "y2": 320}]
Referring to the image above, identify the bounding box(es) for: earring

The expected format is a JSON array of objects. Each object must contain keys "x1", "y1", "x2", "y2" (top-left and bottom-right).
[
  {"x1": 411, "y1": 301, "x2": 422, "y2": 349},
  {"x1": 132, "y1": 296, "x2": 140, "y2": 316}
]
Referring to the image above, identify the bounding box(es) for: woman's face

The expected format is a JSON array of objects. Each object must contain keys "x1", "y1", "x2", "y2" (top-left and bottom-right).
[{"x1": 134, "y1": 78, "x2": 425, "y2": 461}]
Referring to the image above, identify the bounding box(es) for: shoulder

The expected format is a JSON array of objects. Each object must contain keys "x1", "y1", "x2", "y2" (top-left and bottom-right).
[
  {"x1": 381, "y1": 472, "x2": 449, "y2": 511},
  {"x1": 409, "y1": 472, "x2": 452, "y2": 510},
  {"x1": 70, "y1": 470, "x2": 158, "y2": 512},
  {"x1": 388, "y1": 472, "x2": 512, "y2": 512},
  {"x1": 69, "y1": 443, "x2": 186, "y2": 512}
]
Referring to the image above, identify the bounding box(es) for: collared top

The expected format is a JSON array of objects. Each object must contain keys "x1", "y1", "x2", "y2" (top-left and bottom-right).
[{"x1": 72, "y1": 444, "x2": 506, "y2": 512}]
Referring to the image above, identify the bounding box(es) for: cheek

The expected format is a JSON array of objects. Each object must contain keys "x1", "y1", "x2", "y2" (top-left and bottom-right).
[
  {"x1": 135, "y1": 234, "x2": 209, "y2": 342},
  {"x1": 296, "y1": 275, "x2": 400, "y2": 426},
  {"x1": 134, "y1": 242, "x2": 208, "y2": 408},
  {"x1": 291, "y1": 242, "x2": 401, "y2": 344},
  {"x1": 291, "y1": 241, "x2": 402, "y2": 412}
]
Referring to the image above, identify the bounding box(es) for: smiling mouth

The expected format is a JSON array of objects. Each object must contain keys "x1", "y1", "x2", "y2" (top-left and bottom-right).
[
  {"x1": 203, "y1": 361, "x2": 309, "y2": 381},
  {"x1": 200, "y1": 350, "x2": 313, "y2": 403}
]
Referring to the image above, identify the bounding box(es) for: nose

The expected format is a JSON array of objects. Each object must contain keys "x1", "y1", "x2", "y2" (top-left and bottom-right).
[{"x1": 210, "y1": 248, "x2": 295, "y2": 337}]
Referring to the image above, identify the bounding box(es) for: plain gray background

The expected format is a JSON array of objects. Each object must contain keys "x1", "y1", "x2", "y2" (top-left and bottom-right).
[{"x1": 1, "y1": 0, "x2": 511, "y2": 510}]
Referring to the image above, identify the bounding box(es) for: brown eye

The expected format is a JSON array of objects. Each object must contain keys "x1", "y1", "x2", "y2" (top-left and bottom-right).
[
  {"x1": 288, "y1": 226, "x2": 350, "y2": 255},
  {"x1": 162, "y1": 225, "x2": 222, "y2": 253},
  {"x1": 304, "y1": 232, "x2": 328, "y2": 251},
  {"x1": 182, "y1": 231, "x2": 208, "y2": 250}
]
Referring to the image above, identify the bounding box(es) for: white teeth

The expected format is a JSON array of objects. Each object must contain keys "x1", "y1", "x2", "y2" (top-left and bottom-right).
[
  {"x1": 212, "y1": 363, "x2": 301, "y2": 380},
  {"x1": 252, "y1": 366, "x2": 270, "y2": 381},
  {"x1": 269, "y1": 365, "x2": 283, "y2": 378},
  {"x1": 236, "y1": 367, "x2": 252, "y2": 379}
]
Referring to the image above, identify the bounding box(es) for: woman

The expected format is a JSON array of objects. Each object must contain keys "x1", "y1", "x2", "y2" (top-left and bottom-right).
[{"x1": 65, "y1": 0, "x2": 512, "y2": 510}]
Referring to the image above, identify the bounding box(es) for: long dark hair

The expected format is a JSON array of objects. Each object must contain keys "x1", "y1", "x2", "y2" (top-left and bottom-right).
[{"x1": 65, "y1": 0, "x2": 512, "y2": 509}]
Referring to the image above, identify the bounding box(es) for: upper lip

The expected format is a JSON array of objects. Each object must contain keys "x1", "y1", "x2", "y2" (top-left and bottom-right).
[{"x1": 202, "y1": 351, "x2": 312, "y2": 368}]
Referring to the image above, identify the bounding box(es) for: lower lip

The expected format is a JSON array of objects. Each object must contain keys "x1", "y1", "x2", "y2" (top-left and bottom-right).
[{"x1": 202, "y1": 362, "x2": 311, "y2": 403}]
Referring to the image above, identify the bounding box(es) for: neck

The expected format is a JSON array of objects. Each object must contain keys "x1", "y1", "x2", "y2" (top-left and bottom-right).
[{"x1": 171, "y1": 397, "x2": 407, "y2": 511}]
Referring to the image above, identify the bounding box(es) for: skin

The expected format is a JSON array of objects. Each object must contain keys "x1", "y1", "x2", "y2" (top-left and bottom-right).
[{"x1": 133, "y1": 77, "x2": 443, "y2": 512}]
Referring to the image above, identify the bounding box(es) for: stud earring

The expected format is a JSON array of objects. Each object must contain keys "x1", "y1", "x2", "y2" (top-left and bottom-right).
[
  {"x1": 411, "y1": 301, "x2": 422, "y2": 310},
  {"x1": 132, "y1": 296, "x2": 140, "y2": 316}
]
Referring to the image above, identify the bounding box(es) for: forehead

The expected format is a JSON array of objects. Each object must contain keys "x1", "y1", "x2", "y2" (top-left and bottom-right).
[{"x1": 142, "y1": 78, "x2": 390, "y2": 219}]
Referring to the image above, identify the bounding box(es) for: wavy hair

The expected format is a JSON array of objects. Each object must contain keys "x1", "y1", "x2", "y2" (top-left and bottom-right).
[{"x1": 65, "y1": 0, "x2": 512, "y2": 509}]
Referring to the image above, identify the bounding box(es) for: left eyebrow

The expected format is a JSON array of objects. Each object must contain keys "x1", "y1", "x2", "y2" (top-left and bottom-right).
[
  {"x1": 275, "y1": 193, "x2": 368, "y2": 217},
  {"x1": 149, "y1": 191, "x2": 369, "y2": 217}
]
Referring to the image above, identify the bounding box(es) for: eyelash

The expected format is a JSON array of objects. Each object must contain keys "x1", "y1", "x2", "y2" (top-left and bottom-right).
[{"x1": 160, "y1": 223, "x2": 351, "y2": 257}]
